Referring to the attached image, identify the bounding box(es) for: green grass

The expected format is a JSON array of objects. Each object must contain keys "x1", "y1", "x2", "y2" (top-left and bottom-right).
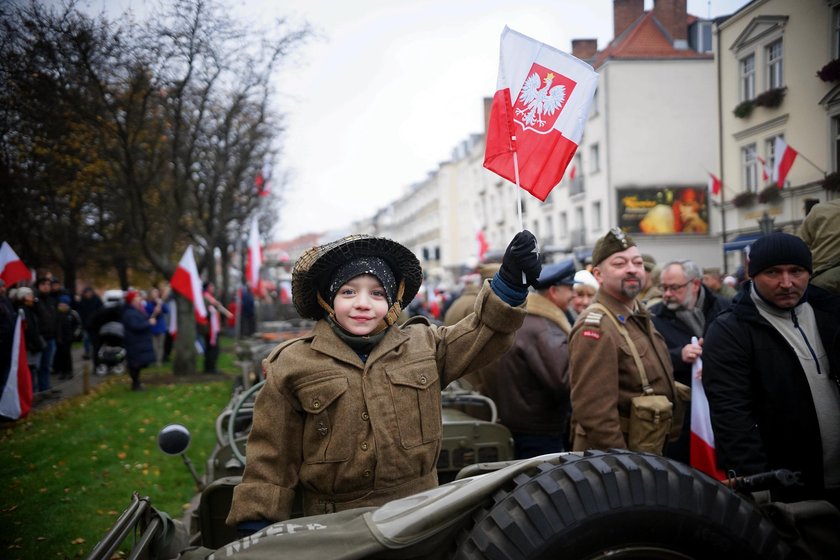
[{"x1": 0, "y1": 354, "x2": 238, "y2": 559}]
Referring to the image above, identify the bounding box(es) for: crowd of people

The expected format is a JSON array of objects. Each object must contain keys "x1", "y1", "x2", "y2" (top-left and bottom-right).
[{"x1": 0, "y1": 274, "x2": 246, "y2": 395}]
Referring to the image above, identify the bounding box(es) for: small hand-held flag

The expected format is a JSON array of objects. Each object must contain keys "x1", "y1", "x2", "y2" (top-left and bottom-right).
[
  {"x1": 169, "y1": 246, "x2": 208, "y2": 322},
  {"x1": 484, "y1": 27, "x2": 598, "y2": 202},
  {"x1": 689, "y1": 337, "x2": 726, "y2": 480},
  {"x1": 0, "y1": 313, "x2": 33, "y2": 421},
  {"x1": 246, "y1": 218, "x2": 263, "y2": 293},
  {"x1": 773, "y1": 137, "x2": 798, "y2": 188},
  {"x1": 707, "y1": 173, "x2": 722, "y2": 195},
  {"x1": 0, "y1": 242, "x2": 30, "y2": 287}
]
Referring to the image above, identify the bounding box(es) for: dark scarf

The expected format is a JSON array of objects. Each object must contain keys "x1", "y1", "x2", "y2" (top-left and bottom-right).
[{"x1": 326, "y1": 316, "x2": 389, "y2": 362}]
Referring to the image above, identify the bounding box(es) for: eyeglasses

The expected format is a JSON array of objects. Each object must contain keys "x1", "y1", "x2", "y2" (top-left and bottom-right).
[{"x1": 658, "y1": 282, "x2": 690, "y2": 293}]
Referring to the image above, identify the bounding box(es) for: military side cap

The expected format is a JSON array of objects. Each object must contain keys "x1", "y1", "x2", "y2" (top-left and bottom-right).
[
  {"x1": 533, "y1": 258, "x2": 577, "y2": 290},
  {"x1": 592, "y1": 227, "x2": 636, "y2": 266},
  {"x1": 292, "y1": 234, "x2": 422, "y2": 320}
]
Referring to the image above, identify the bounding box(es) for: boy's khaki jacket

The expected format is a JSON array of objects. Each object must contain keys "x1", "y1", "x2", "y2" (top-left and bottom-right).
[{"x1": 226, "y1": 280, "x2": 526, "y2": 525}]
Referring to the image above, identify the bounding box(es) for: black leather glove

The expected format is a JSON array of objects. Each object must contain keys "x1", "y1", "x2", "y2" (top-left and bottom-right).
[{"x1": 498, "y1": 230, "x2": 541, "y2": 287}]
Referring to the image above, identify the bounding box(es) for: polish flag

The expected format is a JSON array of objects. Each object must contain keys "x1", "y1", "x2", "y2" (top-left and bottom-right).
[
  {"x1": 484, "y1": 27, "x2": 598, "y2": 201},
  {"x1": 170, "y1": 246, "x2": 208, "y2": 322},
  {"x1": 772, "y1": 137, "x2": 798, "y2": 188},
  {"x1": 707, "y1": 173, "x2": 722, "y2": 196},
  {"x1": 756, "y1": 155, "x2": 771, "y2": 183},
  {"x1": 476, "y1": 229, "x2": 489, "y2": 261},
  {"x1": 568, "y1": 162, "x2": 577, "y2": 181},
  {"x1": 255, "y1": 161, "x2": 272, "y2": 197},
  {"x1": 689, "y1": 341, "x2": 726, "y2": 480},
  {"x1": 0, "y1": 242, "x2": 30, "y2": 287},
  {"x1": 0, "y1": 314, "x2": 33, "y2": 421},
  {"x1": 246, "y1": 219, "x2": 263, "y2": 293}
]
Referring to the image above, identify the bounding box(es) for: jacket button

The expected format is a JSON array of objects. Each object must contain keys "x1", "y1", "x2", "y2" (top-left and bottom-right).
[
  {"x1": 419, "y1": 375, "x2": 427, "y2": 385},
  {"x1": 360, "y1": 441, "x2": 369, "y2": 451},
  {"x1": 312, "y1": 399, "x2": 321, "y2": 409},
  {"x1": 361, "y1": 411, "x2": 369, "y2": 421},
  {"x1": 362, "y1": 469, "x2": 372, "y2": 478}
]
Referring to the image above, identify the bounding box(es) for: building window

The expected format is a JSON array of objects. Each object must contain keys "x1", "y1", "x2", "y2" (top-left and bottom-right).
[
  {"x1": 559, "y1": 212, "x2": 568, "y2": 238},
  {"x1": 740, "y1": 54, "x2": 755, "y2": 101},
  {"x1": 766, "y1": 40, "x2": 783, "y2": 90},
  {"x1": 532, "y1": 220, "x2": 540, "y2": 239},
  {"x1": 569, "y1": 153, "x2": 584, "y2": 195},
  {"x1": 741, "y1": 143, "x2": 758, "y2": 192},
  {"x1": 545, "y1": 215, "x2": 554, "y2": 244},
  {"x1": 592, "y1": 201, "x2": 602, "y2": 231},
  {"x1": 835, "y1": 6, "x2": 840, "y2": 58},
  {"x1": 590, "y1": 143, "x2": 600, "y2": 173}
]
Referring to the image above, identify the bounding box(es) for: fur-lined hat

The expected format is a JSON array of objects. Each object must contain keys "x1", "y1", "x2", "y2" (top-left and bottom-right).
[{"x1": 292, "y1": 235, "x2": 422, "y2": 321}]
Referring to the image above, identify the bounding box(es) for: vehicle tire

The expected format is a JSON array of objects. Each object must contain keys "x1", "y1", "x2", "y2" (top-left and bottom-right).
[{"x1": 453, "y1": 449, "x2": 787, "y2": 560}]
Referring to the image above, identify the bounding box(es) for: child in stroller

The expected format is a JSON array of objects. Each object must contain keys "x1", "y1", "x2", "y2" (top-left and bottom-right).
[{"x1": 95, "y1": 321, "x2": 127, "y2": 376}]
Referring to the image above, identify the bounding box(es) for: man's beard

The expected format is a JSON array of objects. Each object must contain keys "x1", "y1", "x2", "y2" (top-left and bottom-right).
[{"x1": 621, "y1": 278, "x2": 642, "y2": 299}]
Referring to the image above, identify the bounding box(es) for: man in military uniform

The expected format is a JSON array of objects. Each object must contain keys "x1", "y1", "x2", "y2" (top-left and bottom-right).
[{"x1": 568, "y1": 228, "x2": 677, "y2": 454}]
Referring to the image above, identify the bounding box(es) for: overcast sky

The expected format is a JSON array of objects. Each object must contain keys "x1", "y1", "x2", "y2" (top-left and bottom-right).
[{"x1": 90, "y1": 0, "x2": 749, "y2": 240}]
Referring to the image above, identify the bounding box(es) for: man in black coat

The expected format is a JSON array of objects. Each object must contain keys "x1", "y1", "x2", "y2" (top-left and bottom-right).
[
  {"x1": 703, "y1": 233, "x2": 840, "y2": 507},
  {"x1": 650, "y1": 259, "x2": 730, "y2": 463}
]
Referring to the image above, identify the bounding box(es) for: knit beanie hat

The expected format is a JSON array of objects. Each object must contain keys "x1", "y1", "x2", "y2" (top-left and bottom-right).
[
  {"x1": 325, "y1": 257, "x2": 397, "y2": 307},
  {"x1": 748, "y1": 232, "x2": 812, "y2": 277}
]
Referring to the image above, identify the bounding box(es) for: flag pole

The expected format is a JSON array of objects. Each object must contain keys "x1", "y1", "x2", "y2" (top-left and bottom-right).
[
  {"x1": 794, "y1": 151, "x2": 827, "y2": 176},
  {"x1": 512, "y1": 136, "x2": 527, "y2": 285}
]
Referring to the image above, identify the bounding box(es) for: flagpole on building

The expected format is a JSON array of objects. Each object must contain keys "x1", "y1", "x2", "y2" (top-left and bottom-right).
[{"x1": 795, "y1": 151, "x2": 827, "y2": 176}]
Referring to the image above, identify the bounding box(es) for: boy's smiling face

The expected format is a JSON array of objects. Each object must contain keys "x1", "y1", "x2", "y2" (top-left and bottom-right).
[{"x1": 333, "y1": 274, "x2": 390, "y2": 335}]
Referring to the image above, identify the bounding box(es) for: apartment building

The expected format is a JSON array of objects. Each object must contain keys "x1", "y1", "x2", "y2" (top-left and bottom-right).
[{"x1": 716, "y1": 0, "x2": 838, "y2": 271}]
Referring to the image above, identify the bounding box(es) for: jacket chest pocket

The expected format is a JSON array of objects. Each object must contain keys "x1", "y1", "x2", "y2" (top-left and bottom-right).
[
  {"x1": 296, "y1": 375, "x2": 352, "y2": 464},
  {"x1": 385, "y1": 359, "x2": 442, "y2": 448}
]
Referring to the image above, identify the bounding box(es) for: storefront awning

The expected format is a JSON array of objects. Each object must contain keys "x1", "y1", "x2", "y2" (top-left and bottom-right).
[{"x1": 723, "y1": 232, "x2": 763, "y2": 252}]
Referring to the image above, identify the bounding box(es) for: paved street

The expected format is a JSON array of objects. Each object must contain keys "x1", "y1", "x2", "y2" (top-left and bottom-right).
[{"x1": 30, "y1": 345, "x2": 115, "y2": 412}]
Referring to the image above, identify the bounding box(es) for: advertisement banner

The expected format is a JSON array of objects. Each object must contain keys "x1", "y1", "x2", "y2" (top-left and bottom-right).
[{"x1": 617, "y1": 187, "x2": 709, "y2": 235}]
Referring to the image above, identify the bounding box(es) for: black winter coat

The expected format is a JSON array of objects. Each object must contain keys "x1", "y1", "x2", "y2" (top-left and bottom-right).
[
  {"x1": 121, "y1": 306, "x2": 155, "y2": 369},
  {"x1": 650, "y1": 285, "x2": 730, "y2": 463},
  {"x1": 650, "y1": 286, "x2": 730, "y2": 386},
  {"x1": 702, "y1": 283, "x2": 840, "y2": 503}
]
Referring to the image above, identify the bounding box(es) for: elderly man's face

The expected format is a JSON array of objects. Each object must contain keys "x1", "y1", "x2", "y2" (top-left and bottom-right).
[
  {"x1": 752, "y1": 265, "x2": 810, "y2": 309},
  {"x1": 661, "y1": 264, "x2": 700, "y2": 311}
]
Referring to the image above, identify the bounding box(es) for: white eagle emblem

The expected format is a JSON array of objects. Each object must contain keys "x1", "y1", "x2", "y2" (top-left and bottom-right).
[{"x1": 516, "y1": 72, "x2": 567, "y2": 129}]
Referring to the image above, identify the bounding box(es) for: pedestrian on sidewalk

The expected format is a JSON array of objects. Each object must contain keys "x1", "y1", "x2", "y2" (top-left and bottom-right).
[
  {"x1": 54, "y1": 295, "x2": 82, "y2": 380},
  {"x1": 122, "y1": 290, "x2": 155, "y2": 391}
]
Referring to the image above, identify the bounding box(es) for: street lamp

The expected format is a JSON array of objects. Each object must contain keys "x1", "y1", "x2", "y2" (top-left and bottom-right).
[{"x1": 758, "y1": 211, "x2": 775, "y2": 235}]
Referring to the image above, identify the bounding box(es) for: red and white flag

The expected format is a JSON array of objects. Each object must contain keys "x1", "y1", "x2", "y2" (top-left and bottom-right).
[
  {"x1": 0, "y1": 314, "x2": 33, "y2": 421},
  {"x1": 0, "y1": 242, "x2": 30, "y2": 288},
  {"x1": 689, "y1": 339, "x2": 726, "y2": 480},
  {"x1": 255, "y1": 161, "x2": 272, "y2": 197},
  {"x1": 476, "y1": 229, "x2": 489, "y2": 262},
  {"x1": 169, "y1": 246, "x2": 208, "y2": 322},
  {"x1": 772, "y1": 137, "x2": 797, "y2": 188},
  {"x1": 246, "y1": 218, "x2": 263, "y2": 293},
  {"x1": 756, "y1": 155, "x2": 771, "y2": 184},
  {"x1": 707, "y1": 173, "x2": 722, "y2": 196},
  {"x1": 568, "y1": 162, "x2": 577, "y2": 181},
  {"x1": 484, "y1": 27, "x2": 598, "y2": 201}
]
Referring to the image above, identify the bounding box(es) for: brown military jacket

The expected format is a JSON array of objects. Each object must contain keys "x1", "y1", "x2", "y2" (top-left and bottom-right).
[
  {"x1": 226, "y1": 281, "x2": 526, "y2": 525},
  {"x1": 568, "y1": 290, "x2": 676, "y2": 452}
]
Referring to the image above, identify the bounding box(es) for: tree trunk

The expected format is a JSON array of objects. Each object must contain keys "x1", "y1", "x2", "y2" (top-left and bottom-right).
[{"x1": 173, "y1": 292, "x2": 198, "y2": 376}]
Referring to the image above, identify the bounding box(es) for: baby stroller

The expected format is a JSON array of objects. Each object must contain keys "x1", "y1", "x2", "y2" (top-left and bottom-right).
[{"x1": 95, "y1": 321, "x2": 127, "y2": 376}]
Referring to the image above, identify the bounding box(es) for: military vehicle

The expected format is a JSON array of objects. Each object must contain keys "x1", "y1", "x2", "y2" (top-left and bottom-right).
[{"x1": 88, "y1": 367, "x2": 839, "y2": 560}]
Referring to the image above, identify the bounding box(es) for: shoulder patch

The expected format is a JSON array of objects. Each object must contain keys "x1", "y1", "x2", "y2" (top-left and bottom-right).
[
  {"x1": 581, "y1": 329, "x2": 602, "y2": 340},
  {"x1": 583, "y1": 312, "x2": 603, "y2": 326}
]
